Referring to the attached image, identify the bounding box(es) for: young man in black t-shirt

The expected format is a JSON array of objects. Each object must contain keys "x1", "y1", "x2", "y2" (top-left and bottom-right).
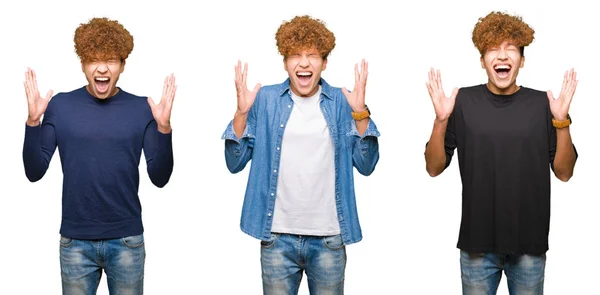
[{"x1": 424, "y1": 11, "x2": 578, "y2": 295}]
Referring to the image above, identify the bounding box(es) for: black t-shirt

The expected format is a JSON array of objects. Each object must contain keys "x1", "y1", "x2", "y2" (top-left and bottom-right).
[{"x1": 439, "y1": 84, "x2": 577, "y2": 255}]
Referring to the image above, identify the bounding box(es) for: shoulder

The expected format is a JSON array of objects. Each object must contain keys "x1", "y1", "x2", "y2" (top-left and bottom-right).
[{"x1": 457, "y1": 84, "x2": 486, "y2": 96}]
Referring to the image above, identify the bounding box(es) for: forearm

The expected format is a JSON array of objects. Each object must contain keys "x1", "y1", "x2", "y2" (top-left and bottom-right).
[
  {"x1": 355, "y1": 118, "x2": 369, "y2": 137},
  {"x1": 553, "y1": 127, "x2": 576, "y2": 181},
  {"x1": 146, "y1": 131, "x2": 174, "y2": 188},
  {"x1": 233, "y1": 111, "x2": 248, "y2": 139},
  {"x1": 425, "y1": 119, "x2": 448, "y2": 177},
  {"x1": 22, "y1": 124, "x2": 52, "y2": 182}
]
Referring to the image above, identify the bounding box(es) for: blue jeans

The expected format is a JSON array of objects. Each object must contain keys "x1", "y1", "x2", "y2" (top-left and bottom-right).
[
  {"x1": 59, "y1": 234, "x2": 146, "y2": 295},
  {"x1": 260, "y1": 233, "x2": 346, "y2": 295},
  {"x1": 460, "y1": 250, "x2": 546, "y2": 295}
]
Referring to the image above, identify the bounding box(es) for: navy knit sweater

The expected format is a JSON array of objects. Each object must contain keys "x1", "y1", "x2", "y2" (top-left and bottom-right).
[{"x1": 23, "y1": 86, "x2": 173, "y2": 239}]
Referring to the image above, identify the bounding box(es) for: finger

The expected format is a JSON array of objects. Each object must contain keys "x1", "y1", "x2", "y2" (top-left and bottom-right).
[
  {"x1": 32, "y1": 69, "x2": 40, "y2": 97},
  {"x1": 362, "y1": 60, "x2": 369, "y2": 84},
  {"x1": 436, "y1": 69, "x2": 443, "y2": 92},
  {"x1": 169, "y1": 85, "x2": 177, "y2": 106},
  {"x1": 426, "y1": 82, "x2": 435, "y2": 99},
  {"x1": 169, "y1": 74, "x2": 176, "y2": 98},
  {"x1": 430, "y1": 69, "x2": 439, "y2": 93},
  {"x1": 546, "y1": 90, "x2": 554, "y2": 103},
  {"x1": 561, "y1": 71, "x2": 568, "y2": 92},
  {"x1": 354, "y1": 63, "x2": 359, "y2": 87},
  {"x1": 26, "y1": 68, "x2": 35, "y2": 96},
  {"x1": 24, "y1": 82, "x2": 31, "y2": 102},
  {"x1": 162, "y1": 75, "x2": 169, "y2": 101},
  {"x1": 44, "y1": 90, "x2": 54, "y2": 101},
  {"x1": 252, "y1": 83, "x2": 261, "y2": 94},
  {"x1": 243, "y1": 63, "x2": 248, "y2": 86},
  {"x1": 235, "y1": 60, "x2": 240, "y2": 82},
  {"x1": 342, "y1": 87, "x2": 350, "y2": 98},
  {"x1": 428, "y1": 68, "x2": 434, "y2": 85},
  {"x1": 450, "y1": 87, "x2": 459, "y2": 100},
  {"x1": 147, "y1": 97, "x2": 156, "y2": 108}
]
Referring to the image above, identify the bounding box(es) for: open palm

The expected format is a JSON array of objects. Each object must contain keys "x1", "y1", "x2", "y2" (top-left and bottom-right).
[
  {"x1": 547, "y1": 68, "x2": 577, "y2": 121},
  {"x1": 235, "y1": 60, "x2": 261, "y2": 115},
  {"x1": 426, "y1": 68, "x2": 458, "y2": 121},
  {"x1": 148, "y1": 74, "x2": 177, "y2": 133},
  {"x1": 23, "y1": 68, "x2": 53, "y2": 125}
]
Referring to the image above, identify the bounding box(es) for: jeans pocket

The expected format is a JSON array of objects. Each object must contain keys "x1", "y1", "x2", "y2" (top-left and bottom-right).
[
  {"x1": 322, "y1": 234, "x2": 345, "y2": 250},
  {"x1": 260, "y1": 233, "x2": 281, "y2": 249},
  {"x1": 59, "y1": 236, "x2": 74, "y2": 248},
  {"x1": 122, "y1": 234, "x2": 145, "y2": 249}
]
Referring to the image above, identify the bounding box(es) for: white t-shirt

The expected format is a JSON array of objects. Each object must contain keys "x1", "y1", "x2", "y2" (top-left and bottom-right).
[{"x1": 271, "y1": 86, "x2": 340, "y2": 236}]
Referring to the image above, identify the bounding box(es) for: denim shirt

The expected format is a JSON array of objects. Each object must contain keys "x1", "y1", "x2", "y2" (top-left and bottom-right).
[{"x1": 222, "y1": 78, "x2": 380, "y2": 245}]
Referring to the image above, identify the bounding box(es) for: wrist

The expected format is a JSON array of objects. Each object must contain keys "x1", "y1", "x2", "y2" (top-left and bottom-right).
[
  {"x1": 351, "y1": 105, "x2": 367, "y2": 113},
  {"x1": 552, "y1": 114, "x2": 572, "y2": 129},
  {"x1": 157, "y1": 124, "x2": 172, "y2": 134},
  {"x1": 351, "y1": 105, "x2": 370, "y2": 121},
  {"x1": 26, "y1": 117, "x2": 40, "y2": 127}
]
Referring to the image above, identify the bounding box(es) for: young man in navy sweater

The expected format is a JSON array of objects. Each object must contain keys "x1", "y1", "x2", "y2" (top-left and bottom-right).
[{"x1": 22, "y1": 17, "x2": 175, "y2": 295}]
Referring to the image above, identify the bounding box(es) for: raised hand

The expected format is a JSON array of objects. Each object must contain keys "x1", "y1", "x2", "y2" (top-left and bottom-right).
[
  {"x1": 148, "y1": 73, "x2": 177, "y2": 134},
  {"x1": 342, "y1": 59, "x2": 368, "y2": 112},
  {"x1": 426, "y1": 68, "x2": 458, "y2": 122},
  {"x1": 235, "y1": 60, "x2": 261, "y2": 115},
  {"x1": 24, "y1": 68, "x2": 53, "y2": 126},
  {"x1": 547, "y1": 68, "x2": 577, "y2": 121}
]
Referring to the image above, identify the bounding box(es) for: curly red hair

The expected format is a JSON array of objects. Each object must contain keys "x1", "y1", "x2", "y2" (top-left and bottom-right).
[
  {"x1": 74, "y1": 17, "x2": 134, "y2": 62},
  {"x1": 275, "y1": 15, "x2": 336, "y2": 59},
  {"x1": 472, "y1": 11, "x2": 534, "y2": 55}
]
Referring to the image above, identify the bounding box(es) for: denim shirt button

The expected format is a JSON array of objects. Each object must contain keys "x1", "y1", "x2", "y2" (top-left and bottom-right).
[
  {"x1": 288, "y1": 105, "x2": 291, "y2": 108},
  {"x1": 273, "y1": 169, "x2": 277, "y2": 173},
  {"x1": 268, "y1": 212, "x2": 272, "y2": 217},
  {"x1": 271, "y1": 193, "x2": 275, "y2": 197},
  {"x1": 339, "y1": 216, "x2": 343, "y2": 221},
  {"x1": 276, "y1": 147, "x2": 280, "y2": 151},
  {"x1": 280, "y1": 124, "x2": 284, "y2": 128}
]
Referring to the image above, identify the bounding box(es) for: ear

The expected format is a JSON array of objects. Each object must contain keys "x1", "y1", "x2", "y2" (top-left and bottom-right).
[
  {"x1": 120, "y1": 59, "x2": 126, "y2": 73},
  {"x1": 480, "y1": 56, "x2": 485, "y2": 69},
  {"x1": 283, "y1": 57, "x2": 288, "y2": 72},
  {"x1": 81, "y1": 61, "x2": 85, "y2": 72},
  {"x1": 322, "y1": 58, "x2": 328, "y2": 71}
]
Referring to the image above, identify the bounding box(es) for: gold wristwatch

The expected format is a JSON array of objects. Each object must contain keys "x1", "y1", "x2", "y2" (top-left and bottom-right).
[
  {"x1": 351, "y1": 105, "x2": 371, "y2": 121},
  {"x1": 552, "y1": 114, "x2": 572, "y2": 129}
]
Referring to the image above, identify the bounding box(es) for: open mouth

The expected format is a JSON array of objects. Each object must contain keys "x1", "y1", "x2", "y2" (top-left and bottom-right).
[
  {"x1": 493, "y1": 65, "x2": 511, "y2": 79},
  {"x1": 94, "y1": 77, "x2": 110, "y2": 93},
  {"x1": 296, "y1": 71, "x2": 312, "y2": 85}
]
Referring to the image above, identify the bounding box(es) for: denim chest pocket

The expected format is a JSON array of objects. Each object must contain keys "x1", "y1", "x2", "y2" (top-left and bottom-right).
[
  {"x1": 322, "y1": 234, "x2": 345, "y2": 250},
  {"x1": 122, "y1": 234, "x2": 145, "y2": 248}
]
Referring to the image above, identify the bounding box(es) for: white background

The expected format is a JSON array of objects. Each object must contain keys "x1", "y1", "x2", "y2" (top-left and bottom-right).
[{"x1": 1, "y1": 0, "x2": 598, "y2": 294}]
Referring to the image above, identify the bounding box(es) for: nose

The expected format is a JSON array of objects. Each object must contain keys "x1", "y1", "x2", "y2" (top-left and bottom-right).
[
  {"x1": 96, "y1": 62, "x2": 109, "y2": 73},
  {"x1": 299, "y1": 54, "x2": 310, "y2": 67},
  {"x1": 497, "y1": 48, "x2": 508, "y2": 60}
]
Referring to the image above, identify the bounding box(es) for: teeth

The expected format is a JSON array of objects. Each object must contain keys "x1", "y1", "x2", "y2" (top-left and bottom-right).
[
  {"x1": 494, "y1": 65, "x2": 510, "y2": 70},
  {"x1": 297, "y1": 72, "x2": 312, "y2": 76},
  {"x1": 95, "y1": 77, "x2": 109, "y2": 81}
]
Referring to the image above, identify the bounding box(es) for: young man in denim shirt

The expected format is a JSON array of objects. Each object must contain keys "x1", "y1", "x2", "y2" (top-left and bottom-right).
[
  {"x1": 23, "y1": 17, "x2": 176, "y2": 295},
  {"x1": 424, "y1": 11, "x2": 578, "y2": 295},
  {"x1": 222, "y1": 15, "x2": 379, "y2": 294}
]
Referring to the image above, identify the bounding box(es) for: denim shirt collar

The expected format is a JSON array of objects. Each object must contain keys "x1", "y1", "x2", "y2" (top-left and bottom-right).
[{"x1": 278, "y1": 78, "x2": 334, "y2": 100}]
